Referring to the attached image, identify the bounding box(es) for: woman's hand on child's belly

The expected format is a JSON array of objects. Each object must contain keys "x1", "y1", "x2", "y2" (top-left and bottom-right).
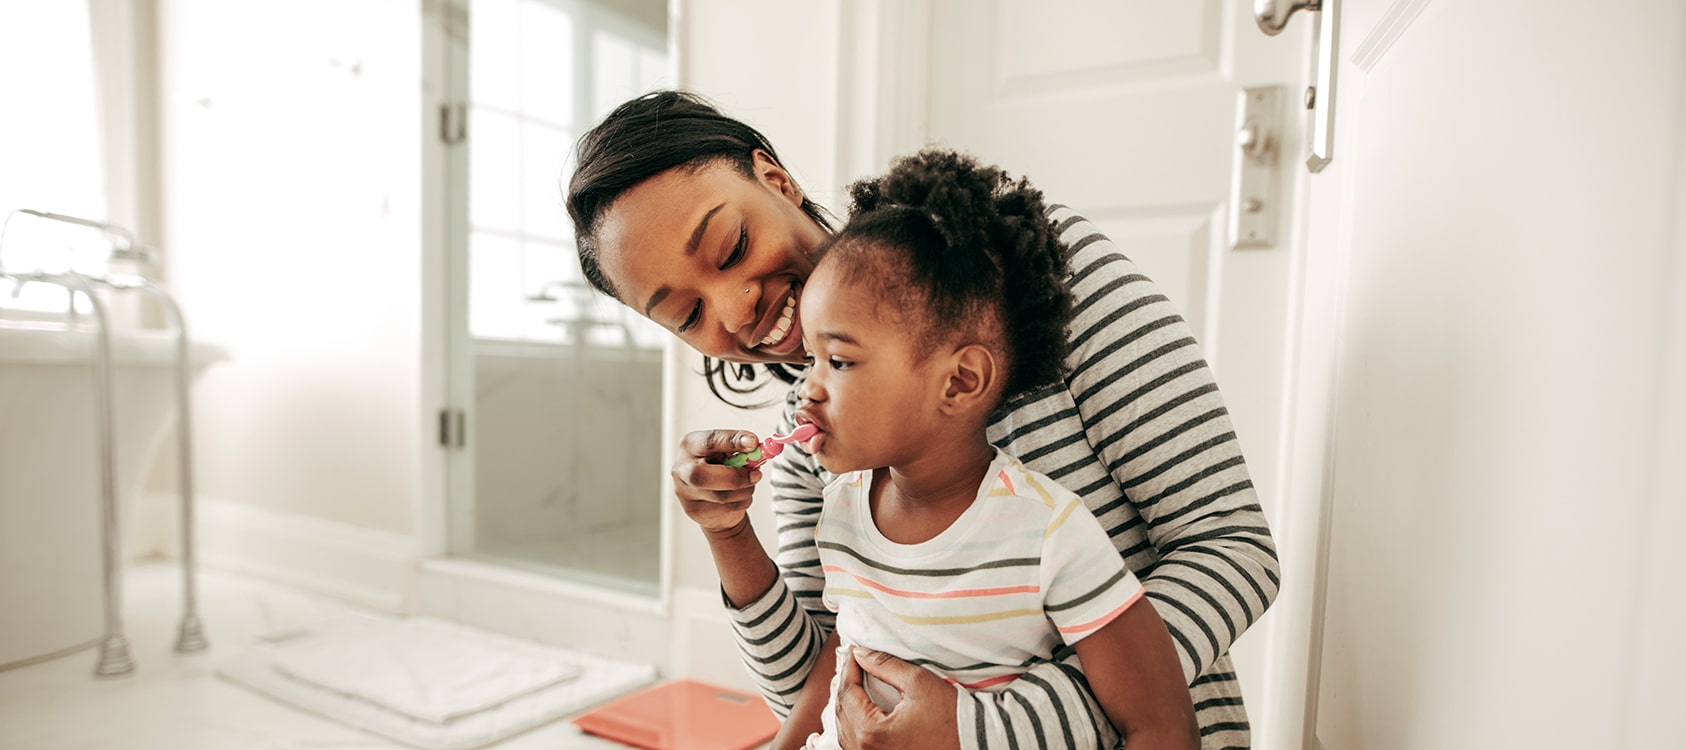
[{"x1": 833, "y1": 646, "x2": 960, "y2": 750}]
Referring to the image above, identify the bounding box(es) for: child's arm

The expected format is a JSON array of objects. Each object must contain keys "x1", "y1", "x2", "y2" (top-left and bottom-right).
[
  {"x1": 769, "y1": 630, "x2": 842, "y2": 750},
  {"x1": 1070, "y1": 599, "x2": 1200, "y2": 750}
]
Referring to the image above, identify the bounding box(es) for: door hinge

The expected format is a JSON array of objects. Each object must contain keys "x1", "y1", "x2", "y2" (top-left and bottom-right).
[
  {"x1": 438, "y1": 407, "x2": 466, "y2": 449},
  {"x1": 438, "y1": 103, "x2": 466, "y2": 145}
]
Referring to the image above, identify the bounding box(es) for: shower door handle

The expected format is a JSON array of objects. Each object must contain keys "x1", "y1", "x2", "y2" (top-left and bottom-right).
[
  {"x1": 439, "y1": 103, "x2": 466, "y2": 145},
  {"x1": 438, "y1": 407, "x2": 466, "y2": 449}
]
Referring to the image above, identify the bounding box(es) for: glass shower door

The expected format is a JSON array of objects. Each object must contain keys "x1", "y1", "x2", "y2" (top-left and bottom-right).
[{"x1": 444, "y1": 0, "x2": 670, "y2": 596}]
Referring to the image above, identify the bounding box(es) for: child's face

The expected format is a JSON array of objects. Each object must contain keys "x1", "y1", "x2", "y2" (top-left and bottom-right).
[{"x1": 792, "y1": 257, "x2": 943, "y2": 475}]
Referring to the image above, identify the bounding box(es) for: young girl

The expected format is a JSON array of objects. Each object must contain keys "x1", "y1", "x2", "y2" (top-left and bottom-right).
[{"x1": 767, "y1": 150, "x2": 1198, "y2": 750}]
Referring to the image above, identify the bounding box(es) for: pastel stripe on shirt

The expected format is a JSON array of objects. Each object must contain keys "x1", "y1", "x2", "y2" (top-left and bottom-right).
[{"x1": 816, "y1": 450, "x2": 1142, "y2": 693}]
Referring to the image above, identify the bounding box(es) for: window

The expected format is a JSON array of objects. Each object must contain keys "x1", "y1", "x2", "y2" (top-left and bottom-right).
[
  {"x1": 465, "y1": 0, "x2": 669, "y2": 348},
  {"x1": 0, "y1": 2, "x2": 108, "y2": 313}
]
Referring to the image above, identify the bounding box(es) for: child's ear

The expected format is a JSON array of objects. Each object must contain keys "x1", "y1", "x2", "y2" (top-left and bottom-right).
[{"x1": 938, "y1": 344, "x2": 998, "y2": 415}]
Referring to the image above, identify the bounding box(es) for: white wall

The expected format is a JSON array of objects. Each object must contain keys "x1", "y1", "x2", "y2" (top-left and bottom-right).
[{"x1": 155, "y1": 0, "x2": 425, "y2": 598}]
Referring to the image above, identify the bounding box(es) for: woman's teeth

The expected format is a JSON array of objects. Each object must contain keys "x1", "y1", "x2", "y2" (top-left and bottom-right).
[{"x1": 759, "y1": 292, "x2": 797, "y2": 347}]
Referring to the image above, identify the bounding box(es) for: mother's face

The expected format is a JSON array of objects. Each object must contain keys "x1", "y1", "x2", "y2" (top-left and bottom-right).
[{"x1": 593, "y1": 151, "x2": 828, "y2": 366}]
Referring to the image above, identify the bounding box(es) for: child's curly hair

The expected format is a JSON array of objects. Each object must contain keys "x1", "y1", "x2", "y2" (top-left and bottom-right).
[{"x1": 821, "y1": 149, "x2": 1075, "y2": 401}]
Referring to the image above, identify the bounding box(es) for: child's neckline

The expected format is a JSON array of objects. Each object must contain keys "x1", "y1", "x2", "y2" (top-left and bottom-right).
[{"x1": 855, "y1": 448, "x2": 1010, "y2": 555}]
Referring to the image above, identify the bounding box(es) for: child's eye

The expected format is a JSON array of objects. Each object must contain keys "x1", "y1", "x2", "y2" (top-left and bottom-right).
[
  {"x1": 720, "y1": 226, "x2": 748, "y2": 270},
  {"x1": 829, "y1": 358, "x2": 851, "y2": 371}
]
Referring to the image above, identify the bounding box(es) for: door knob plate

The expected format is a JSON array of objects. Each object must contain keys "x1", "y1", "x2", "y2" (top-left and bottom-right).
[{"x1": 1230, "y1": 86, "x2": 1284, "y2": 250}]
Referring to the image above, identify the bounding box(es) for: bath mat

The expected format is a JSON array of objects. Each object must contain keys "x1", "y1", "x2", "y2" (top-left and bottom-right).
[
  {"x1": 268, "y1": 616, "x2": 583, "y2": 724},
  {"x1": 217, "y1": 614, "x2": 658, "y2": 750}
]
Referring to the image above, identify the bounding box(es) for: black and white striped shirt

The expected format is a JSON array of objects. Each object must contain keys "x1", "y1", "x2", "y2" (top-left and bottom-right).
[{"x1": 728, "y1": 206, "x2": 1281, "y2": 749}]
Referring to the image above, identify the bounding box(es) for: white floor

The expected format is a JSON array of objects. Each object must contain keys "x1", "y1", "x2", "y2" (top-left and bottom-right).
[{"x1": 0, "y1": 561, "x2": 636, "y2": 750}]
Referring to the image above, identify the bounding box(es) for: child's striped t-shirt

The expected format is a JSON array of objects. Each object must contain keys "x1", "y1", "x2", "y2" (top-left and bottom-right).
[{"x1": 816, "y1": 448, "x2": 1144, "y2": 692}]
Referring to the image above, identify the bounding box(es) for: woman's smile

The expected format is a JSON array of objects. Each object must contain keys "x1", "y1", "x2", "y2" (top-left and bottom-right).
[
  {"x1": 749, "y1": 284, "x2": 804, "y2": 356},
  {"x1": 590, "y1": 157, "x2": 827, "y2": 367}
]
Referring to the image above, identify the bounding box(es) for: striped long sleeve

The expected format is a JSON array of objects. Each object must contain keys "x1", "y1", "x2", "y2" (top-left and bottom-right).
[{"x1": 726, "y1": 206, "x2": 1280, "y2": 749}]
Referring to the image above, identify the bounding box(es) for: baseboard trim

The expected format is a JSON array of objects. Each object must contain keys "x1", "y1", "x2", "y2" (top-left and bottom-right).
[
  {"x1": 195, "y1": 497, "x2": 416, "y2": 613},
  {"x1": 416, "y1": 558, "x2": 671, "y2": 675}
]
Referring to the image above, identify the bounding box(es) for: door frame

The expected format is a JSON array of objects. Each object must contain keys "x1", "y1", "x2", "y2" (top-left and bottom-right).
[{"x1": 1267, "y1": 3, "x2": 1426, "y2": 747}]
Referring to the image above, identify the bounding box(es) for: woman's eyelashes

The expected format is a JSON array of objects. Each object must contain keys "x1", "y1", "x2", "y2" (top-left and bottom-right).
[
  {"x1": 678, "y1": 226, "x2": 746, "y2": 333},
  {"x1": 720, "y1": 225, "x2": 748, "y2": 270},
  {"x1": 677, "y1": 301, "x2": 701, "y2": 333}
]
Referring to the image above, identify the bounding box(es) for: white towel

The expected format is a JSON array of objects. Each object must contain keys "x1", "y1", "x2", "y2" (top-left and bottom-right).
[
  {"x1": 219, "y1": 614, "x2": 658, "y2": 750},
  {"x1": 268, "y1": 615, "x2": 580, "y2": 724}
]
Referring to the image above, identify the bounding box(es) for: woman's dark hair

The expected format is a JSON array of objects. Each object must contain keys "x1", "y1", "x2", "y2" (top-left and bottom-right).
[
  {"x1": 824, "y1": 149, "x2": 1074, "y2": 401},
  {"x1": 566, "y1": 90, "x2": 833, "y2": 407}
]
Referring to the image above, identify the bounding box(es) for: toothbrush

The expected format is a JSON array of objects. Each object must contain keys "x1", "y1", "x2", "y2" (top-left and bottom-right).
[{"x1": 723, "y1": 424, "x2": 819, "y2": 469}]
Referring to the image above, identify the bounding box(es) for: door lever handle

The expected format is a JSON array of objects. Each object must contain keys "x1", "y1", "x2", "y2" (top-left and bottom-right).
[
  {"x1": 1254, "y1": 0, "x2": 1321, "y2": 36},
  {"x1": 1252, "y1": 0, "x2": 1339, "y2": 172}
]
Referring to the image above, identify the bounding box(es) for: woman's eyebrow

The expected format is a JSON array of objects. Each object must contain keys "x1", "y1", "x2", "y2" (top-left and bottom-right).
[
  {"x1": 643, "y1": 203, "x2": 726, "y2": 317},
  {"x1": 687, "y1": 204, "x2": 724, "y2": 256}
]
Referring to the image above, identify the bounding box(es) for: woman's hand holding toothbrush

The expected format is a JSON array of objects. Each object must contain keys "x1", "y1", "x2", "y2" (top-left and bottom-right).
[
  {"x1": 673, "y1": 425, "x2": 818, "y2": 609},
  {"x1": 673, "y1": 424, "x2": 818, "y2": 539},
  {"x1": 673, "y1": 429, "x2": 765, "y2": 538},
  {"x1": 673, "y1": 428, "x2": 786, "y2": 608}
]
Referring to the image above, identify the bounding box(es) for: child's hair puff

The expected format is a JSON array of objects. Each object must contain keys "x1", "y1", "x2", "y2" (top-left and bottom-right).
[{"x1": 825, "y1": 149, "x2": 1075, "y2": 400}]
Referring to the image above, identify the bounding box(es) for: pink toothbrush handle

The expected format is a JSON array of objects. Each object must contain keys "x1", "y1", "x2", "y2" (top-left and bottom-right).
[{"x1": 733, "y1": 424, "x2": 819, "y2": 469}]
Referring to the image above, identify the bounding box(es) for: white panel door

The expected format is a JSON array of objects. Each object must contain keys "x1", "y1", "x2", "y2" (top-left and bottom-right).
[
  {"x1": 1300, "y1": 1, "x2": 1686, "y2": 748},
  {"x1": 923, "y1": 0, "x2": 1311, "y2": 743}
]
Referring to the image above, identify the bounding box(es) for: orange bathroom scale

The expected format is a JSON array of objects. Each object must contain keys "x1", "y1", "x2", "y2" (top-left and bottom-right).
[{"x1": 571, "y1": 678, "x2": 780, "y2": 750}]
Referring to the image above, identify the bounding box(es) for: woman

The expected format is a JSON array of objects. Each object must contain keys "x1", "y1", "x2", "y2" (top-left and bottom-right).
[{"x1": 566, "y1": 90, "x2": 1279, "y2": 749}]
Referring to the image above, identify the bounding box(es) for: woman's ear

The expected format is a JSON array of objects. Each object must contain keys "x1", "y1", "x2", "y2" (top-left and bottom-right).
[
  {"x1": 752, "y1": 149, "x2": 804, "y2": 206},
  {"x1": 938, "y1": 344, "x2": 999, "y2": 415}
]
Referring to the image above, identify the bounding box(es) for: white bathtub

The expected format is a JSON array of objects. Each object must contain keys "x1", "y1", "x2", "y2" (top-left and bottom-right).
[{"x1": 0, "y1": 323, "x2": 225, "y2": 669}]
